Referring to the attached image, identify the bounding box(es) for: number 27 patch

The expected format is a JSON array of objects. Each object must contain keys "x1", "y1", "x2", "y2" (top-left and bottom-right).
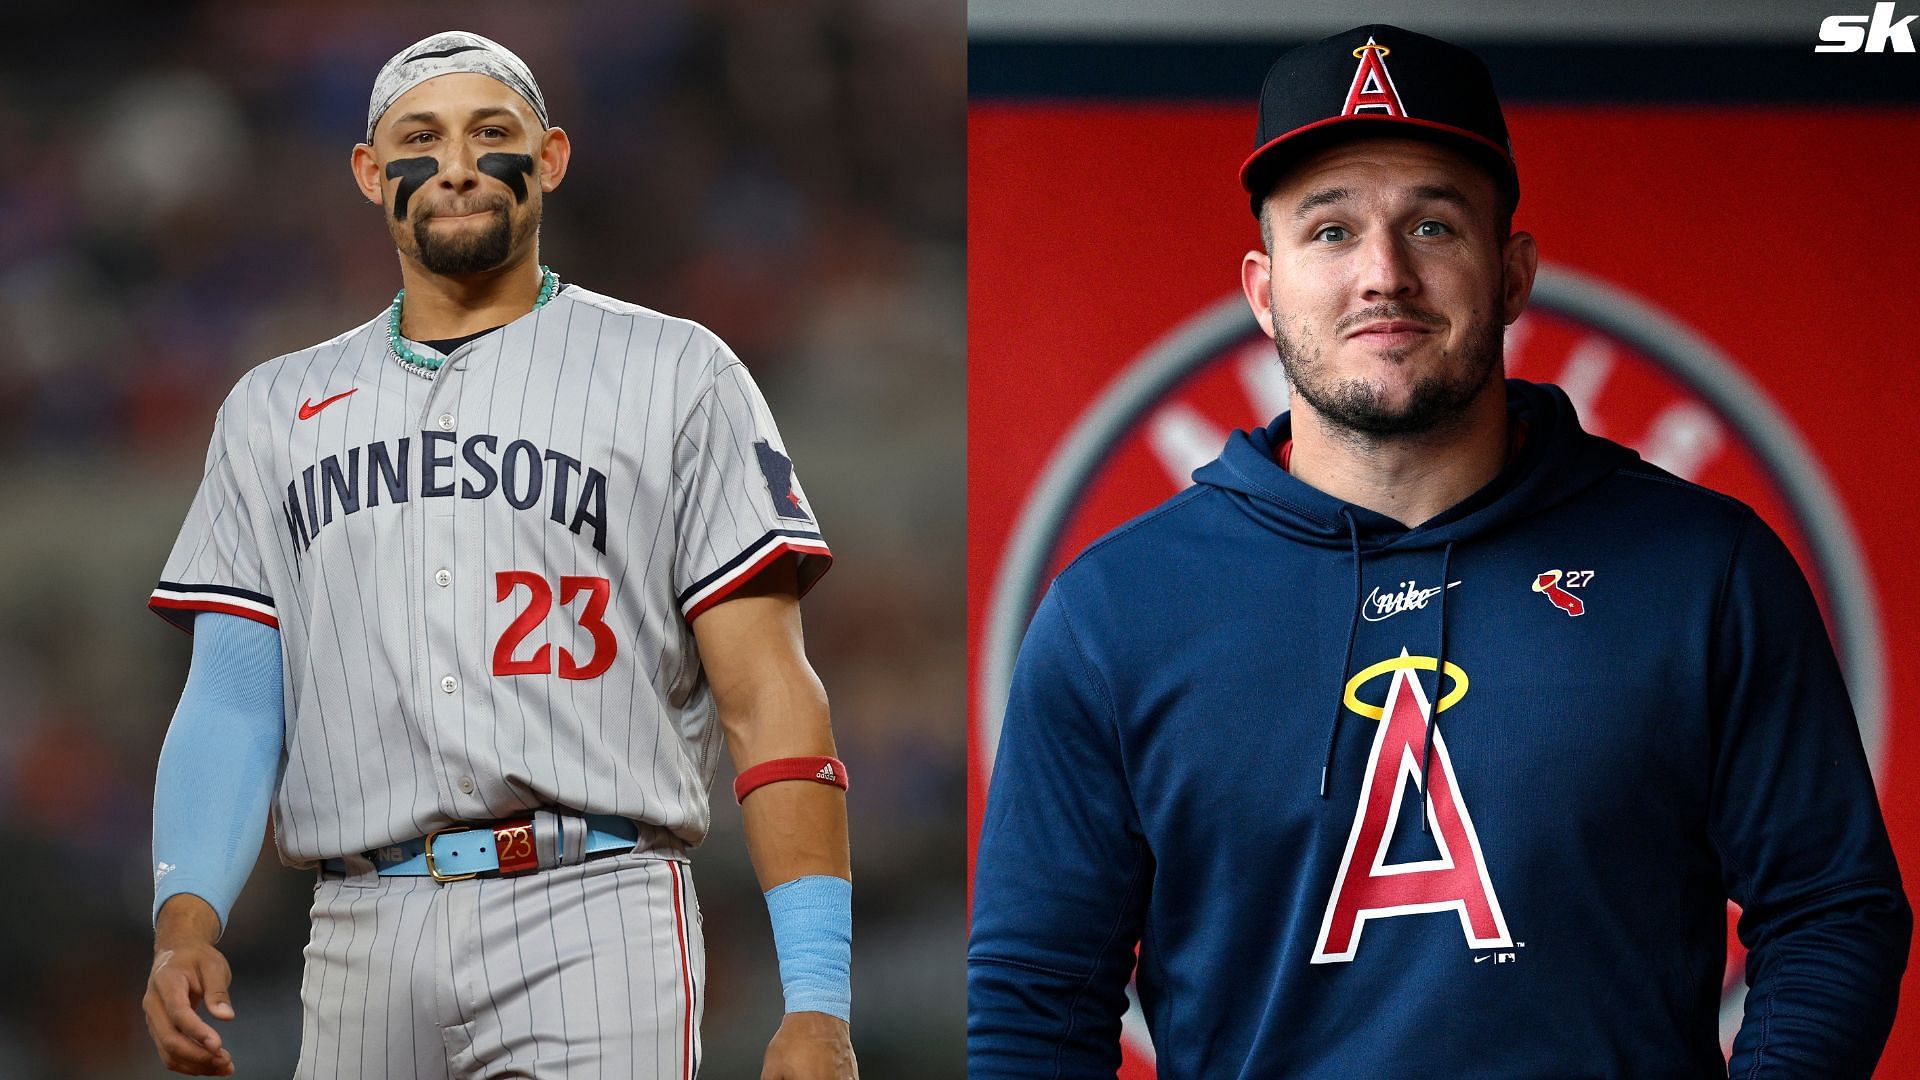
[{"x1": 1531, "y1": 569, "x2": 1594, "y2": 617}]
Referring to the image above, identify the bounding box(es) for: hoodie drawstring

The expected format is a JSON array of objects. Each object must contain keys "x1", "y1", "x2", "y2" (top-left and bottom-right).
[
  {"x1": 1319, "y1": 509, "x2": 1364, "y2": 798},
  {"x1": 1421, "y1": 541, "x2": 1456, "y2": 833}
]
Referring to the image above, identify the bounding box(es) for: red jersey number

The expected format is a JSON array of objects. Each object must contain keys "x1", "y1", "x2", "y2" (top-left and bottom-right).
[{"x1": 493, "y1": 571, "x2": 617, "y2": 679}]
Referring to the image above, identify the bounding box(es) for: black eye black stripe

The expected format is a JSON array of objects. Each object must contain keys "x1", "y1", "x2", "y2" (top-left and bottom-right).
[
  {"x1": 477, "y1": 153, "x2": 535, "y2": 203},
  {"x1": 385, "y1": 157, "x2": 440, "y2": 220}
]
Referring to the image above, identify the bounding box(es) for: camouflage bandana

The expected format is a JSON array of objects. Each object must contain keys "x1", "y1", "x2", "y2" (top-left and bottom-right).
[{"x1": 365, "y1": 30, "x2": 549, "y2": 143}]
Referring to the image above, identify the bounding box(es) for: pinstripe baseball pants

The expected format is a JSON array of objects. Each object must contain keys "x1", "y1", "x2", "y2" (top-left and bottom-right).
[{"x1": 294, "y1": 850, "x2": 704, "y2": 1079}]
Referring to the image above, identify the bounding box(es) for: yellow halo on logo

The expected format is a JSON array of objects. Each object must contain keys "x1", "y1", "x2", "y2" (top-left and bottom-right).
[
  {"x1": 1352, "y1": 42, "x2": 1391, "y2": 59},
  {"x1": 1343, "y1": 655, "x2": 1468, "y2": 720}
]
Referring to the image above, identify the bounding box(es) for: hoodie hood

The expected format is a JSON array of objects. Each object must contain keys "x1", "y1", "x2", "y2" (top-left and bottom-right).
[
  {"x1": 1190, "y1": 378, "x2": 1642, "y2": 806},
  {"x1": 1191, "y1": 379, "x2": 1638, "y2": 549}
]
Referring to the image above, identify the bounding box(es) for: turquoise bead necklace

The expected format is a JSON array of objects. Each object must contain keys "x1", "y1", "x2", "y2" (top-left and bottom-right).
[{"x1": 387, "y1": 265, "x2": 559, "y2": 377}]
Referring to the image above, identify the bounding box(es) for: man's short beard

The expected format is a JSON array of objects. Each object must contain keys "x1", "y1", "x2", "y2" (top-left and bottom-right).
[
  {"x1": 410, "y1": 204, "x2": 525, "y2": 276},
  {"x1": 1273, "y1": 295, "x2": 1506, "y2": 440}
]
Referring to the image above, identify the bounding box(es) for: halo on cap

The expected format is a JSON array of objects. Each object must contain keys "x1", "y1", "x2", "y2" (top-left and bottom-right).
[{"x1": 366, "y1": 31, "x2": 549, "y2": 143}]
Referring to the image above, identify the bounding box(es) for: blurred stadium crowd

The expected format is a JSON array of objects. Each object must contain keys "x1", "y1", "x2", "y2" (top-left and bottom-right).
[{"x1": 0, "y1": 1, "x2": 963, "y2": 1076}]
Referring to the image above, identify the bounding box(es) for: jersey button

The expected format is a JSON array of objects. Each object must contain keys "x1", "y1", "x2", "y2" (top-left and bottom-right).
[
  {"x1": 441, "y1": 675, "x2": 458, "y2": 694},
  {"x1": 458, "y1": 776, "x2": 475, "y2": 794},
  {"x1": 437, "y1": 413, "x2": 455, "y2": 431},
  {"x1": 434, "y1": 568, "x2": 452, "y2": 587}
]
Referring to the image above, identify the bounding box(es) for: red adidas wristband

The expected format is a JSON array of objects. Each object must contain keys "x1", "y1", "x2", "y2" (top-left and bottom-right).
[{"x1": 734, "y1": 755, "x2": 849, "y2": 804}]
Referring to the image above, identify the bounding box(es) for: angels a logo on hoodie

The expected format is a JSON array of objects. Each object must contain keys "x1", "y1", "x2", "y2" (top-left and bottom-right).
[{"x1": 1312, "y1": 651, "x2": 1510, "y2": 962}]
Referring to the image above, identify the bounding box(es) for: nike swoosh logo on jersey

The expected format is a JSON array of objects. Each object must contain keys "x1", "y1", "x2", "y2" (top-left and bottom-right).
[
  {"x1": 406, "y1": 44, "x2": 485, "y2": 63},
  {"x1": 298, "y1": 389, "x2": 359, "y2": 420}
]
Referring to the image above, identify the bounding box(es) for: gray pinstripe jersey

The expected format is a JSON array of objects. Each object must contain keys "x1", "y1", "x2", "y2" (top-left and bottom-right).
[{"x1": 150, "y1": 285, "x2": 831, "y2": 865}]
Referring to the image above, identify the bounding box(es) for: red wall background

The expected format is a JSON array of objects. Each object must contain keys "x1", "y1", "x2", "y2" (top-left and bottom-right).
[{"x1": 969, "y1": 101, "x2": 1920, "y2": 1074}]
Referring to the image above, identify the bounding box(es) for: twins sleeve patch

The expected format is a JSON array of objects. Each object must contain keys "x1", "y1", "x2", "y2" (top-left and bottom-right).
[{"x1": 754, "y1": 439, "x2": 812, "y2": 522}]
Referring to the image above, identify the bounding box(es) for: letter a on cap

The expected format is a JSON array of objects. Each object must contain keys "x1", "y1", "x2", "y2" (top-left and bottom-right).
[{"x1": 1343, "y1": 37, "x2": 1406, "y2": 117}]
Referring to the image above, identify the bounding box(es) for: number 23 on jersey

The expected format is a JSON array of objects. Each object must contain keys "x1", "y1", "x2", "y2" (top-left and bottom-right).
[{"x1": 492, "y1": 569, "x2": 617, "y2": 679}]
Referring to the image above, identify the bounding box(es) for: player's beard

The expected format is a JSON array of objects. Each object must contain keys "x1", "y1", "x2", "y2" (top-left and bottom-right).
[
  {"x1": 1272, "y1": 287, "x2": 1505, "y2": 440},
  {"x1": 409, "y1": 199, "x2": 533, "y2": 276}
]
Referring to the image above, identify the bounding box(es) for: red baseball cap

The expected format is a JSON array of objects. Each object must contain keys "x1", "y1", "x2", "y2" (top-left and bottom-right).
[{"x1": 1241, "y1": 25, "x2": 1518, "y2": 216}]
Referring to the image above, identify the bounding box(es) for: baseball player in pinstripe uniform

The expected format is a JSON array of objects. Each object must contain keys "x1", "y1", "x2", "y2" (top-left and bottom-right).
[{"x1": 140, "y1": 32, "x2": 857, "y2": 1078}]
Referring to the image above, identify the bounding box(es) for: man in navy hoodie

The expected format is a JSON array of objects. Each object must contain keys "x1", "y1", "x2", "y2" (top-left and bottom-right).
[{"x1": 969, "y1": 24, "x2": 1909, "y2": 1079}]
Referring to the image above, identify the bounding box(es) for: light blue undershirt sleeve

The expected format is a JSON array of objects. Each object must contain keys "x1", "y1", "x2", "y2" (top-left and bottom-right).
[
  {"x1": 151, "y1": 611, "x2": 285, "y2": 939},
  {"x1": 764, "y1": 874, "x2": 853, "y2": 1022}
]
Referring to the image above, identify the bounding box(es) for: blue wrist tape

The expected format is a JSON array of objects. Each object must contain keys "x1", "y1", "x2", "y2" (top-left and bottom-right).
[
  {"x1": 764, "y1": 874, "x2": 852, "y2": 1022},
  {"x1": 152, "y1": 612, "x2": 285, "y2": 937}
]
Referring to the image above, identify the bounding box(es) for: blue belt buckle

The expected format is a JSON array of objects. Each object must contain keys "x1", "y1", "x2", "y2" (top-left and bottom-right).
[{"x1": 424, "y1": 825, "x2": 485, "y2": 882}]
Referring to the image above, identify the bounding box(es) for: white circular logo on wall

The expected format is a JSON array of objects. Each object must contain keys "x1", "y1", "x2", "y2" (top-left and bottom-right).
[{"x1": 978, "y1": 264, "x2": 1885, "y2": 1062}]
